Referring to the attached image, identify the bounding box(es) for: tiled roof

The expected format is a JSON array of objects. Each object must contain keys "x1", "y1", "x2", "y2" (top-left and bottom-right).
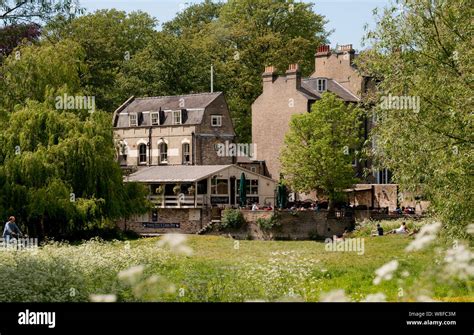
[
  {"x1": 113, "y1": 92, "x2": 222, "y2": 127},
  {"x1": 301, "y1": 78, "x2": 360, "y2": 102}
]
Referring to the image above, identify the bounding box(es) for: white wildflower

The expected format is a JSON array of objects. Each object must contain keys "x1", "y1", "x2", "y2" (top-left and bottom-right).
[
  {"x1": 90, "y1": 294, "x2": 117, "y2": 302},
  {"x1": 405, "y1": 221, "x2": 441, "y2": 252},
  {"x1": 373, "y1": 260, "x2": 399, "y2": 285},
  {"x1": 362, "y1": 293, "x2": 386, "y2": 302},
  {"x1": 157, "y1": 234, "x2": 193, "y2": 256},
  {"x1": 319, "y1": 289, "x2": 350, "y2": 302},
  {"x1": 466, "y1": 224, "x2": 474, "y2": 235},
  {"x1": 118, "y1": 264, "x2": 145, "y2": 284},
  {"x1": 416, "y1": 295, "x2": 436, "y2": 302},
  {"x1": 444, "y1": 244, "x2": 474, "y2": 280}
]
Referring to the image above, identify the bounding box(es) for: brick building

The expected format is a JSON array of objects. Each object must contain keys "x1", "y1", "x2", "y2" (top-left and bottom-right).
[
  {"x1": 251, "y1": 44, "x2": 391, "y2": 185},
  {"x1": 113, "y1": 92, "x2": 277, "y2": 234}
]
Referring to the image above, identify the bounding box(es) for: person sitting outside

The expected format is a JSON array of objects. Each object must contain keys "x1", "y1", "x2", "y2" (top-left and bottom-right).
[
  {"x1": 388, "y1": 222, "x2": 410, "y2": 234},
  {"x1": 251, "y1": 203, "x2": 259, "y2": 211},
  {"x1": 3, "y1": 216, "x2": 22, "y2": 241},
  {"x1": 371, "y1": 223, "x2": 384, "y2": 236}
]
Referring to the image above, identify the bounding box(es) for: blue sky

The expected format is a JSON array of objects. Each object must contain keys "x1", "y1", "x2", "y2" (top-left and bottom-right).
[{"x1": 80, "y1": 0, "x2": 392, "y2": 51}]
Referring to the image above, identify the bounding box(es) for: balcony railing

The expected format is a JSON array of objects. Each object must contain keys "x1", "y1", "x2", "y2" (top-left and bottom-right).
[{"x1": 148, "y1": 195, "x2": 206, "y2": 208}]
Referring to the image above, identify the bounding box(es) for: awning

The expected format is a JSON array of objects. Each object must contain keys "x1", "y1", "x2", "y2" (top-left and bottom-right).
[{"x1": 125, "y1": 165, "x2": 232, "y2": 183}]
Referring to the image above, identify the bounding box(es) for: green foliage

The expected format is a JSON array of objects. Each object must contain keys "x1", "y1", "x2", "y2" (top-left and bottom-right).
[
  {"x1": 357, "y1": 0, "x2": 473, "y2": 237},
  {"x1": 220, "y1": 208, "x2": 246, "y2": 229},
  {"x1": 0, "y1": 101, "x2": 150, "y2": 238},
  {"x1": 281, "y1": 93, "x2": 363, "y2": 207},
  {"x1": 256, "y1": 214, "x2": 280, "y2": 230},
  {"x1": 0, "y1": 229, "x2": 471, "y2": 302}
]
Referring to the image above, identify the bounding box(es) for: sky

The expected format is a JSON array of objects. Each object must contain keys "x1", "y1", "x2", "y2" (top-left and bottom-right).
[{"x1": 79, "y1": 0, "x2": 392, "y2": 51}]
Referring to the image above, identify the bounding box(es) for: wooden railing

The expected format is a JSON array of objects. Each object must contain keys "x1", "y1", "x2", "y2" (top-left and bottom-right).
[{"x1": 148, "y1": 195, "x2": 206, "y2": 208}]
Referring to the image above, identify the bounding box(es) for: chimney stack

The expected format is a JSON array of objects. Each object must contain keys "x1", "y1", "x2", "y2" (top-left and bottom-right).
[
  {"x1": 285, "y1": 63, "x2": 301, "y2": 88},
  {"x1": 262, "y1": 65, "x2": 278, "y2": 86},
  {"x1": 316, "y1": 45, "x2": 330, "y2": 56}
]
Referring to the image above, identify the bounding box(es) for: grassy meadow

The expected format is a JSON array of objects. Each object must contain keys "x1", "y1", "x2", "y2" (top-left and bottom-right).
[{"x1": 0, "y1": 219, "x2": 471, "y2": 302}]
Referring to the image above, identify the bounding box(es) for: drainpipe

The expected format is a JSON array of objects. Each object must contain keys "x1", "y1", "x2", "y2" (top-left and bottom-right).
[
  {"x1": 148, "y1": 127, "x2": 152, "y2": 165},
  {"x1": 192, "y1": 132, "x2": 196, "y2": 165}
]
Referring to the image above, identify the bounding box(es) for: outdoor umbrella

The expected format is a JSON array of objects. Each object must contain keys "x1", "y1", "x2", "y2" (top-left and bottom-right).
[
  {"x1": 277, "y1": 183, "x2": 288, "y2": 209},
  {"x1": 239, "y1": 172, "x2": 247, "y2": 207}
]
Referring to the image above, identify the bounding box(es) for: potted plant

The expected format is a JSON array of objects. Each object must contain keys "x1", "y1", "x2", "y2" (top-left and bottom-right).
[
  {"x1": 187, "y1": 185, "x2": 195, "y2": 195},
  {"x1": 173, "y1": 184, "x2": 181, "y2": 195}
]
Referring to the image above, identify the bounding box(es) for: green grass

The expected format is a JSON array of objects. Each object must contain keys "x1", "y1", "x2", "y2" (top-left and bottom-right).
[{"x1": 0, "y1": 219, "x2": 471, "y2": 302}]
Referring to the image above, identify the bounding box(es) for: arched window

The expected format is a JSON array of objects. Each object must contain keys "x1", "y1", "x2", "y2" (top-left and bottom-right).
[
  {"x1": 138, "y1": 144, "x2": 147, "y2": 164},
  {"x1": 182, "y1": 143, "x2": 190, "y2": 164},
  {"x1": 159, "y1": 142, "x2": 168, "y2": 164}
]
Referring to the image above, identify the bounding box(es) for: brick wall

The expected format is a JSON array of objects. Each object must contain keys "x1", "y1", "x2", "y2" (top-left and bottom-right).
[
  {"x1": 117, "y1": 208, "x2": 211, "y2": 234},
  {"x1": 221, "y1": 210, "x2": 355, "y2": 240}
]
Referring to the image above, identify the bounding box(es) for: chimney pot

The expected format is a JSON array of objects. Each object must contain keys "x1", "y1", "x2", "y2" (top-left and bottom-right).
[
  {"x1": 316, "y1": 45, "x2": 330, "y2": 55},
  {"x1": 286, "y1": 63, "x2": 300, "y2": 72}
]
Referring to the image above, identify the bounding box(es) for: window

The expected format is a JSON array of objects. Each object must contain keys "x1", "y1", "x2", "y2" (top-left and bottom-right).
[
  {"x1": 173, "y1": 110, "x2": 182, "y2": 125},
  {"x1": 159, "y1": 142, "x2": 168, "y2": 163},
  {"x1": 237, "y1": 179, "x2": 259, "y2": 195},
  {"x1": 129, "y1": 113, "x2": 138, "y2": 127},
  {"x1": 151, "y1": 112, "x2": 159, "y2": 125},
  {"x1": 138, "y1": 144, "x2": 147, "y2": 164},
  {"x1": 211, "y1": 178, "x2": 228, "y2": 195},
  {"x1": 317, "y1": 79, "x2": 327, "y2": 92},
  {"x1": 182, "y1": 143, "x2": 190, "y2": 164},
  {"x1": 211, "y1": 115, "x2": 222, "y2": 127},
  {"x1": 250, "y1": 167, "x2": 257, "y2": 173}
]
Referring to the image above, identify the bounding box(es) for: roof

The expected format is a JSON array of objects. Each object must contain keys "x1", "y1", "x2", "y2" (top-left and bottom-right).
[
  {"x1": 125, "y1": 164, "x2": 277, "y2": 183},
  {"x1": 125, "y1": 165, "x2": 232, "y2": 183},
  {"x1": 113, "y1": 92, "x2": 223, "y2": 128},
  {"x1": 301, "y1": 78, "x2": 360, "y2": 102}
]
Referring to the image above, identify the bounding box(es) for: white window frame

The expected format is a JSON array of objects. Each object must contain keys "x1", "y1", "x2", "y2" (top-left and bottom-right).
[
  {"x1": 129, "y1": 113, "x2": 138, "y2": 127},
  {"x1": 173, "y1": 110, "x2": 182, "y2": 125},
  {"x1": 138, "y1": 143, "x2": 147, "y2": 164},
  {"x1": 211, "y1": 115, "x2": 222, "y2": 127},
  {"x1": 182, "y1": 143, "x2": 191, "y2": 164},
  {"x1": 317, "y1": 79, "x2": 327, "y2": 92},
  {"x1": 159, "y1": 142, "x2": 168, "y2": 164},
  {"x1": 151, "y1": 112, "x2": 160, "y2": 125}
]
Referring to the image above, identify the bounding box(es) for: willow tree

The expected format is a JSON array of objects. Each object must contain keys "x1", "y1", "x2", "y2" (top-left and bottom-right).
[
  {"x1": 356, "y1": 0, "x2": 473, "y2": 237},
  {"x1": 0, "y1": 101, "x2": 150, "y2": 239},
  {"x1": 281, "y1": 93, "x2": 363, "y2": 211}
]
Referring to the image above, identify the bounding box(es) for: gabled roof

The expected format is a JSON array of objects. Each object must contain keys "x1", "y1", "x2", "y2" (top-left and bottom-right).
[
  {"x1": 125, "y1": 164, "x2": 277, "y2": 183},
  {"x1": 113, "y1": 92, "x2": 223, "y2": 128}
]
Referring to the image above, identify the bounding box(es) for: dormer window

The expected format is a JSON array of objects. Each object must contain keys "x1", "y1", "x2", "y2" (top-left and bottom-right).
[
  {"x1": 129, "y1": 113, "x2": 138, "y2": 127},
  {"x1": 172, "y1": 110, "x2": 182, "y2": 125},
  {"x1": 151, "y1": 112, "x2": 159, "y2": 125},
  {"x1": 211, "y1": 115, "x2": 222, "y2": 127},
  {"x1": 317, "y1": 79, "x2": 327, "y2": 92}
]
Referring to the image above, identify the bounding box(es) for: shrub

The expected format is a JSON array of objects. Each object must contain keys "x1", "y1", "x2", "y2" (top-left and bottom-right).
[
  {"x1": 220, "y1": 209, "x2": 245, "y2": 229},
  {"x1": 256, "y1": 214, "x2": 280, "y2": 230}
]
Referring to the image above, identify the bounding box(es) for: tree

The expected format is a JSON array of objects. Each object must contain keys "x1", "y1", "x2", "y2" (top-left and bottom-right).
[
  {"x1": 161, "y1": 0, "x2": 328, "y2": 142},
  {"x1": 0, "y1": 101, "x2": 150, "y2": 239},
  {"x1": 356, "y1": 0, "x2": 473, "y2": 237},
  {"x1": 0, "y1": 23, "x2": 40, "y2": 60},
  {"x1": 44, "y1": 9, "x2": 157, "y2": 112},
  {"x1": 0, "y1": 38, "x2": 87, "y2": 112},
  {"x1": 116, "y1": 32, "x2": 211, "y2": 98},
  {"x1": 281, "y1": 93, "x2": 362, "y2": 211},
  {"x1": 0, "y1": 0, "x2": 82, "y2": 25}
]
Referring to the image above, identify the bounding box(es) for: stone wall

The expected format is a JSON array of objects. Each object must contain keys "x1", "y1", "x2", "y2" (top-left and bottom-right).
[
  {"x1": 117, "y1": 208, "x2": 211, "y2": 234},
  {"x1": 219, "y1": 210, "x2": 355, "y2": 240}
]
